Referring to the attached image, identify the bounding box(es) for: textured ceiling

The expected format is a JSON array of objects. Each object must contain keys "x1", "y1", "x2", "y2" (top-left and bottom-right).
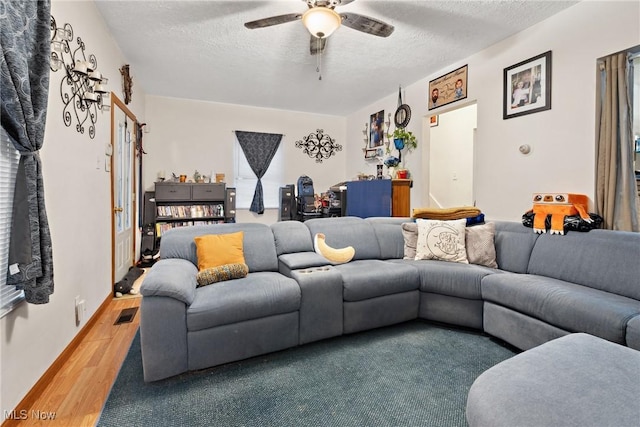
[{"x1": 94, "y1": 0, "x2": 578, "y2": 116}]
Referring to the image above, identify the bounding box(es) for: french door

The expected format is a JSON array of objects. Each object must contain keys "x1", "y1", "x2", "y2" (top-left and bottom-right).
[{"x1": 111, "y1": 94, "x2": 137, "y2": 285}]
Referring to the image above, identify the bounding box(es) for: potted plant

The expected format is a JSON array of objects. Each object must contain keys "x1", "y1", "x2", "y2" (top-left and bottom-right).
[{"x1": 388, "y1": 127, "x2": 418, "y2": 152}]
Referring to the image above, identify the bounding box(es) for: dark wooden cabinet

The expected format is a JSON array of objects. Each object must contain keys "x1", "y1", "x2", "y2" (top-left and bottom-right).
[
  {"x1": 391, "y1": 179, "x2": 412, "y2": 217},
  {"x1": 153, "y1": 182, "x2": 235, "y2": 240}
]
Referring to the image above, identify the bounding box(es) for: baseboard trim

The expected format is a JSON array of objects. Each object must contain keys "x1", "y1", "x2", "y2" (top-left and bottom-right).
[{"x1": 2, "y1": 293, "x2": 112, "y2": 427}]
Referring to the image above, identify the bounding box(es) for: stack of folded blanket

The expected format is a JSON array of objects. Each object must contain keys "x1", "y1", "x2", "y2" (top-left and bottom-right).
[{"x1": 412, "y1": 206, "x2": 483, "y2": 222}]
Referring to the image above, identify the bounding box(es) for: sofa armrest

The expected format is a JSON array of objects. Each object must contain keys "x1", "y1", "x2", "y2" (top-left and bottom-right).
[
  {"x1": 278, "y1": 252, "x2": 330, "y2": 277},
  {"x1": 140, "y1": 258, "x2": 198, "y2": 305},
  {"x1": 291, "y1": 266, "x2": 343, "y2": 344},
  {"x1": 140, "y1": 296, "x2": 188, "y2": 381},
  {"x1": 627, "y1": 315, "x2": 640, "y2": 351}
]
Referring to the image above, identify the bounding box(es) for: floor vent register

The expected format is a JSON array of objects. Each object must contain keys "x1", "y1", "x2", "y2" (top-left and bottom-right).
[{"x1": 114, "y1": 307, "x2": 138, "y2": 325}]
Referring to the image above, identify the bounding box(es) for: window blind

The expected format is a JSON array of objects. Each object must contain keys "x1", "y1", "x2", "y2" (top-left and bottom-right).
[{"x1": 0, "y1": 127, "x2": 24, "y2": 318}]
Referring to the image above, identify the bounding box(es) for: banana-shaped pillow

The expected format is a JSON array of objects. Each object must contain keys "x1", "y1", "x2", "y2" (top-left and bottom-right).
[{"x1": 314, "y1": 233, "x2": 355, "y2": 264}]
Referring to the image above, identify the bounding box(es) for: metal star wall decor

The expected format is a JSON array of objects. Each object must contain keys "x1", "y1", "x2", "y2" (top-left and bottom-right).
[{"x1": 295, "y1": 129, "x2": 342, "y2": 163}]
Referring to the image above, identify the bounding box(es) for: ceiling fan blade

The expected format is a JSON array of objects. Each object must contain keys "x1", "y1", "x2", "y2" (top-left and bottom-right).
[
  {"x1": 340, "y1": 12, "x2": 394, "y2": 37},
  {"x1": 244, "y1": 13, "x2": 302, "y2": 29},
  {"x1": 310, "y1": 35, "x2": 327, "y2": 55},
  {"x1": 337, "y1": 0, "x2": 356, "y2": 5}
]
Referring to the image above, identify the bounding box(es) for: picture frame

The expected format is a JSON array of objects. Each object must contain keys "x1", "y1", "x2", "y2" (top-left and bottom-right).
[
  {"x1": 429, "y1": 115, "x2": 439, "y2": 127},
  {"x1": 428, "y1": 64, "x2": 468, "y2": 110},
  {"x1": 503, "y1": 51, "x2": 552, "y2": 119},
  {"x1": 369, "y1": 110, "x2": 384, "y2": 148},
  {"x1": 364, "y1": 149, "x2": 378, "y2": 159}
]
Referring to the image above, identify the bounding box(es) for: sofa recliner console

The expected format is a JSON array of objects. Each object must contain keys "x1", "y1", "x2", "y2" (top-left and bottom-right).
[{"x1": 140, "y1": 216, "x2": 640, "y2": 382}]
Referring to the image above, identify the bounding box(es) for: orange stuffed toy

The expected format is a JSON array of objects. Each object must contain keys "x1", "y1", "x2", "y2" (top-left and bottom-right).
[{"x1": 530, "y1": 193, "x2": 592, "y2": 235}]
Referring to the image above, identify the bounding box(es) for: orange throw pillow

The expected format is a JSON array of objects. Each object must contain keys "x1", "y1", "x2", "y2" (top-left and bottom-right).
[{"x1": 194, "y1": 232, "x2": 245, "y2": 271}]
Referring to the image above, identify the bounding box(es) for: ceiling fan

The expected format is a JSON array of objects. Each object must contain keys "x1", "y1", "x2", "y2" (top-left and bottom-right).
[{"x1": 244, "y1": 0, "x2": 394, "y2": 55}]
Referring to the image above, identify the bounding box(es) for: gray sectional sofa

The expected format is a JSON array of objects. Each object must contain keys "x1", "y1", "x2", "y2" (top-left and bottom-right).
[{"x1": 139, "y1": 216, "x2": 640, "y2": 382}]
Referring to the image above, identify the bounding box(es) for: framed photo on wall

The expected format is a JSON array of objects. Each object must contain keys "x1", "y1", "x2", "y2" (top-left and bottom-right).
[
  {"x1": 428, "y1": 64, "x2": 468, "y2": 110},
  {"x1": 369, "y1": 110, "x2": 384, "y2": 148},
  {"x1": 429, "y1": 115, "x2": 439, "y2": 127},
  {"x1": 503, "y1": 51, "x2": 552, "y2": 119},
  {"x1": 364, "y1": 149, "x2": 378, "y2": 159}
]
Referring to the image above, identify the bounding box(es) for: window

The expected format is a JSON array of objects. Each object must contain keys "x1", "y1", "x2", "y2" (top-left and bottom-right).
[
  {"x1": 233, "y1": 139, "x2": 284, "y2": 210},
  {"x1": 0, "y1": 127, "x2": 24, "y2": 318}
]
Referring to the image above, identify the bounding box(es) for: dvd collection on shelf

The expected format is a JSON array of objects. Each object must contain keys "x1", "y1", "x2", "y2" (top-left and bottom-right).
[{"x1": 156, "y1": 204, "x2": 224, "y2": 219}]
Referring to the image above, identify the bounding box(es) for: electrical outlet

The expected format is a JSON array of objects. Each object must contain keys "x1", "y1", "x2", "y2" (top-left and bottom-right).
[
  {"x1": 75, "y1": 296, "x2": 81, "y2": 325},
  {"x1": 75, "y1": 296, "x2": 85, "y2": 326}
]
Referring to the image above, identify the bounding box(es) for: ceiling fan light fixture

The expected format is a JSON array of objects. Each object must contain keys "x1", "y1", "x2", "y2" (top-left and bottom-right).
[{"x1": 302, "y1": 7, "x2": 341, "y2": 38}]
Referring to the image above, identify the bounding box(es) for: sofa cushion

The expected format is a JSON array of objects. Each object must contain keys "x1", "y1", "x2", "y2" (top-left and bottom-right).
[
  {"x1": 194, "y1": 232, "x2": 245, "y2": 271},
  {"x1": 493, "y1": 221, "x2": 539, "y2": 273},
  {"x1": 271, "y1": 220, "x2": 314, "y2": 255},
  {"x1": 336, "y1": 260, "x2": 420, "y2": 302},
  {"x1": 160, "y1": 223, "x2": 279, "y2": 273},
  {"x1": 186, "y1": 271, "x2": 301, "y2": 332},
  {"x1": 401, "y1": 222, "x2": 418, "y2": 259},
  {"x1": 402, "y1": 221, "x2": 498, "y2": 268},
  {"x1": 305, "y1": 217, "x2": 381, "y2": 260},
  {"x1": 415, "y1": 219, "x2": 468, "y2": 264},
  {"x1": 394, "y1": 259, "x2": 497, "y2": 300},
  {"x1": 482, "y1": 273, "x2": 640, "y2": 344},
  {"x1": 366, "y1": 217, "x2": 410, "y2": 259},
  {"x1": 527, "y1": 229, "x2": 640, "y2": 300},
  {"x1": 196, "y1": 263, "x2": 249, "y2": 287},
  {"x1": 465, "y1": 222, "x2": 498, "y2": 268}
]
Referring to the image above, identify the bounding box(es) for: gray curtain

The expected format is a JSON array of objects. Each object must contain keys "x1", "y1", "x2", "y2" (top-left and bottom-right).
[
  {"x1": 1, "y1": 0, "x2": 54, "y2": 303},
  {"x1": 595, "y1": 52, "x2": 639, "y2": 232},
  {"x1": 235, "y1": 131, "x2": 282, "y2": 214}
]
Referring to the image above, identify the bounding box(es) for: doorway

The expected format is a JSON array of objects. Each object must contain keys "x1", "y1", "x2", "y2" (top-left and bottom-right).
[
  {"x1": 111, "y1": 94, "x2": 137, "y2": 286},
  {"x1": 428, "y1": 103, "x2": 477, "y2": 208}
]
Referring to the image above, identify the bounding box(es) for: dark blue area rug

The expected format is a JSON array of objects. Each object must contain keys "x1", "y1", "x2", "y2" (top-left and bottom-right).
[{"x1": 98, "y1": 321, "x2": 516, "y2": 427}]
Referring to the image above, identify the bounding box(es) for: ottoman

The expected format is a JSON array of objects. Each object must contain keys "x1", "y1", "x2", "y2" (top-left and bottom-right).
[{"x1": 466, "y1": 333, "x2": 640, "y2": 427}]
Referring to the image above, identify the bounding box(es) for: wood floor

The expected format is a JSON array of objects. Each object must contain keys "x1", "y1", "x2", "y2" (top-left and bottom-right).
[{"x1": 3, "y1": 297, "x2": 141, "y2": 427}]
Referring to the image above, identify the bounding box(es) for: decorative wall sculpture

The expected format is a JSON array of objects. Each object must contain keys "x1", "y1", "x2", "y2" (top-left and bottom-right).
[
  {"x1": 49, "y1": 15, "x2": 109, "y2": 139},
  {"x1": 295, "y1": 129, "x2": 342, "y2": 163},
  {"x1": 120, "y1": 64, "x2": 133, "y2": 105}
]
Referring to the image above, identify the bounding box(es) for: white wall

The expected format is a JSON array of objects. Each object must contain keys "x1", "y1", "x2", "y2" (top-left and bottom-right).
[
  {"x1": 1, "y1": 0, "x2": 146, "y2": 417},
  {"x1": 346, "y1": 0, "x2": 640, "y2": 221},
  {"x1": 143, "y1": 96, "x2": 347, "y2": 224}
]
